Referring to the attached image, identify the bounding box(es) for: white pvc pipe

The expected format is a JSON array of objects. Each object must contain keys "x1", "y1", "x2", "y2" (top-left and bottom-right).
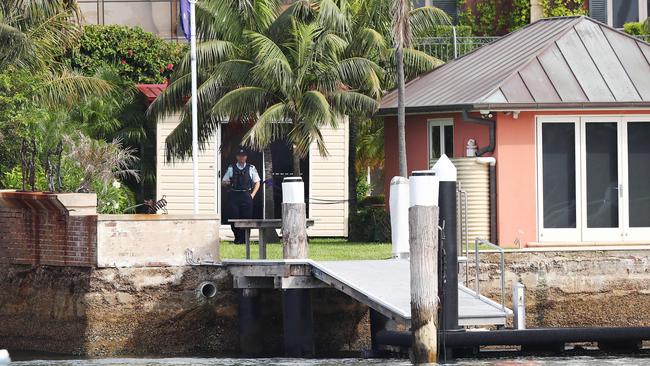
[
  {"x1": 389, "y1": 176, "x2": 409, "y2": 258},
  {"x1": 282, "y1": 177, "x2": 304, "y2": 204}
]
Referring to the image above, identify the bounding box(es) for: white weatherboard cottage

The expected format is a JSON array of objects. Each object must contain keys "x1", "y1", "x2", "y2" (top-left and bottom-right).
[{"x1": 155, "y1": 114, "x2": 350, "y2": 239}]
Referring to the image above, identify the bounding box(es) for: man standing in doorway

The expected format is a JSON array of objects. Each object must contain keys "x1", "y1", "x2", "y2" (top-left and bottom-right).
[{"x1": 222, "y1": 147, "x2": 261, "y2": 244}]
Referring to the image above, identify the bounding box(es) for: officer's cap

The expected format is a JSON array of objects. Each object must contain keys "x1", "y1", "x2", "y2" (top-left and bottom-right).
[{"x1": 236, "y1": 147, "x2": 248, "y2": 156}]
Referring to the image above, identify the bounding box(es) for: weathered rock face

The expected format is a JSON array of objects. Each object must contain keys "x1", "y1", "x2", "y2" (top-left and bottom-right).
[
  {"x1": 469, "y1": 250, "x2": 650, "y2": 328},
  {"x1": 0, "y1": 264, "x2": 370, "y2": 357}
]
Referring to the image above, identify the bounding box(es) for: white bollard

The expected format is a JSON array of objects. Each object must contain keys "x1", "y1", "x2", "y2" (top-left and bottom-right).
[
  {"x1": 409, "y1": 170, "x2": 439, "y2": 207},
  {"x1": 513, "y1": 282, "x2": 526, "y2": 330},
  {"x1": 0, "y1": 349, "x2": 10, "y2": 365},
  {"x1": 282, "y1": 177, "x2": 304, "y2": 204},
  {"x1": 389, "y1": 176, "x2": 410, "y2": 259}
]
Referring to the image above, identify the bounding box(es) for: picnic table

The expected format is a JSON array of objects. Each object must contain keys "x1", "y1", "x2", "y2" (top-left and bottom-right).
[{"x1": 228, "y1": 219, "x2": 315, "y2": 259}]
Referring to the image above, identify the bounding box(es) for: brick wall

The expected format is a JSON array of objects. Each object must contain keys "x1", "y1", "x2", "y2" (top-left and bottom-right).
[{"x1": 0, "y1": 192, "x2": 97, "y2": 267}]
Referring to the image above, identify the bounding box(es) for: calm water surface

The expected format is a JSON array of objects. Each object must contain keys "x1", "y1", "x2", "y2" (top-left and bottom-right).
[{"x1": 10, "y1": 357, "x2": 650, "y2": 366}]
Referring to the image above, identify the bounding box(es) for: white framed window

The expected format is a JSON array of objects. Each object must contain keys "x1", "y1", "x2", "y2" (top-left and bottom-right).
[
  {"x1": 428, "y1": 118, "x2": 454, "y2": 166},
  {"x1": 607, "y1": 0, "x2": 647, "y2": 28}
]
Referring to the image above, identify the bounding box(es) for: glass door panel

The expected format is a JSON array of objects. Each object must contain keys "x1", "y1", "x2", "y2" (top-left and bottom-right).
[
  {"x1": 542, "y1": 123, "x2": 577, "y2": 228},
  {"x1": 582, "y1": 121, "x2": 622, "y2": 241},
  {"x1": 625, "y1": 120, "x2": 650, "y2": 241},
  {"x1": 538, "y1": 120, "x2": 580, "y2": 242}
]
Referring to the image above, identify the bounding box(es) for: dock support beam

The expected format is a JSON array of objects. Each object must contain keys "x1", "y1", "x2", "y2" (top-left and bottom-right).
[
  {"x1": 369, "y1": 309, "x2": 389, "y2": 356},
  {"x1": 281, "y1": 177, "x2": 314, "y2": 357},
  {"x1": 238, "y1": 288, "x2": 263, "y2": 355}
]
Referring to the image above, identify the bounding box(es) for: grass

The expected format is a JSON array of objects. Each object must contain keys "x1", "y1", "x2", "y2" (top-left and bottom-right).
[{"x1": 220, "y1": 238, "x2": 391, "y2": 261}]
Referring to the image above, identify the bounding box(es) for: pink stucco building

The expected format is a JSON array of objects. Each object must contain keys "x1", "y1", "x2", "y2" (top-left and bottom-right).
[{"x1": 381, "y1": 16, "x2": 650, "y2": 247}]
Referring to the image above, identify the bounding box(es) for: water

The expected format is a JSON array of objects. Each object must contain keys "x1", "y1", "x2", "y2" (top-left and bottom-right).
[{"x1": 9, "y1": 356, "x2": 650, "y2": 366}]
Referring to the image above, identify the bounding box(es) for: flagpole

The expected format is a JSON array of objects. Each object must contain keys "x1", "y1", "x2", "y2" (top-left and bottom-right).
[{"x1": 189, "y1": 0, "x2": 199, "y2": 214}]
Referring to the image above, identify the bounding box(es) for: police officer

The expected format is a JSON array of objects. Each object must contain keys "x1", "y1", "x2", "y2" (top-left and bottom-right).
[{"x1": 222, "y1": 147, "x2": 261, "y2": 244}]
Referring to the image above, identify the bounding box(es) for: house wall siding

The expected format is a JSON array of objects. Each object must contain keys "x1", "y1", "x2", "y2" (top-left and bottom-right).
[
  {"x1": 308, "y1": 118, "x2": 349, "y2": 237},
  {"x1": 156, "y1": 114, "x2": 219, "y2": 214},
  {"x1": 157, "y1": 115, "x2": 349, "y2": 237}
]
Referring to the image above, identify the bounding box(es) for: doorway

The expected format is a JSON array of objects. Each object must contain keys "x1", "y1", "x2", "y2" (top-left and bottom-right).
[{"x1": 537, "y1": 116, "x2": 650, "y2": 242}]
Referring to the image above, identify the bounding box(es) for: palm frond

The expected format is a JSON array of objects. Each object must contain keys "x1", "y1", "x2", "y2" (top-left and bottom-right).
[
  {"x1": 34, "y1": 70, "x2": 113, "y2": 109},
  {"x1": 408, "y1": 6, "x2": 452, "y2": 37},
  {"x1": 242, "y1": 102, "x2": 291, "y2": 150}
]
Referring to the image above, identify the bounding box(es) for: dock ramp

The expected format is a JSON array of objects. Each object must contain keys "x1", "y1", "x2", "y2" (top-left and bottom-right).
[{"x1": 225, "y1": 259, "x2": 512, "y2": 327}]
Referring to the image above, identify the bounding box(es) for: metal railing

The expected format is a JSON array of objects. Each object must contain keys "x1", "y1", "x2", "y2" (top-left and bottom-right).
[
  {"x1": 416, "y1": 33, "x2": 650, "y2": 62},
  {"x1": 457, "y1": 185, "x2": 469, "y2": 286},
  {"x1": 474, "y1": 237, "x2": 506, "y2": 311},
  {"x1": 415, "y1": 36, "x2": 500, "y2": 61}
]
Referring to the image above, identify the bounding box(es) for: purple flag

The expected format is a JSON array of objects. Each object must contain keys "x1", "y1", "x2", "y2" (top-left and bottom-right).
[{"x1": 180, "y1": 0, "x2": 191, "y2": 40}]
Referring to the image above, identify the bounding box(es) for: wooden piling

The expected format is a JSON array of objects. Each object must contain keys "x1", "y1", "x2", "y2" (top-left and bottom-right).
[
  {"x1": 282, "y1": 202, "x2": 308, "y2": 259},
  {"x1": 281, "y1": 200, "x2": 314, "y2": 357},
  {"x1": 409, "y1": 205, "x2": 439, "y2": 364}
]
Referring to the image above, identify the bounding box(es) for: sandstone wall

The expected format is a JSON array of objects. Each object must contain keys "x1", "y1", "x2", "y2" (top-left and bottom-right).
[
  {"x1": 0, "y1": 264, "x2": 370, "y2": 357},
  {"x1": 468, "y1": 249, "x2": 650, "y2": 328}
]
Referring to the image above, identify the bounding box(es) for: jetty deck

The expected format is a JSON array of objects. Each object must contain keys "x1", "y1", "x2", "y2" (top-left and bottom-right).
[{"x1": 224, "y1": 259, "x2": 512, "y2": 327}]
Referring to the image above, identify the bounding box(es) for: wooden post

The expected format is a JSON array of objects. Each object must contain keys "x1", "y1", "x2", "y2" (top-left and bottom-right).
[
  {"x1": 238, "y1": 288, "x2": 263, "y2": 355},
  {"x1": 409, "y1": 205, "x2": 439, "y2": 364},
  {"x1": 281, "y1": 177, "x2": 314, "y2": 357},
  {"x1": 282, "y1": 202, "x2": 308, "y2": 259}
]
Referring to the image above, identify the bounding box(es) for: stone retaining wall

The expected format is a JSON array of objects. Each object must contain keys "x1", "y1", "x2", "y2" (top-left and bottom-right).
[
  {"x1": 467, "y1": 249, "x2": 650, "y2": 327},
  {"x1": 0, "y1": 264, "x2": 370, "y2": 357}
]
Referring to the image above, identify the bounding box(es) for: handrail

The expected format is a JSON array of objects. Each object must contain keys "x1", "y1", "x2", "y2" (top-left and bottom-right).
[{"x1": 474, "y1": 238, "x2": 506, "y2": 310}]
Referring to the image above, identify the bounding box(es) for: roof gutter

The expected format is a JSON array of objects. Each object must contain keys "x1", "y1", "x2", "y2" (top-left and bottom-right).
[
  {"x1": 376, "y1": 104, "x2": 474, "y2": 117},
  {"x1": 462, "y1": 109, "x2": 495, "y2": 156}
]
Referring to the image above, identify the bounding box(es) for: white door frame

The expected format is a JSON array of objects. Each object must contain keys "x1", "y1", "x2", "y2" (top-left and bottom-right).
[
  {"x1": 579, "y1": 116, "x2": 624, "y2": 242},
  {"x1": 537, "y1": 115, "x2": 650, "y2": 243},
  {"x1": 536, "y1": 116, "x2": 582, "y2": 242}
]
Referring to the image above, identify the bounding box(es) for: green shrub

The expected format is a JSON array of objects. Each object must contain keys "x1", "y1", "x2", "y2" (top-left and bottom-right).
[
  {"x1": 349, "y1": 196, "x2": 390, "y2": 242},
  {"x1": 540, "y1": 0, "x2": 586, "y2": 17},
  {"x1": 623, "y1": 22, "x2": 645, "y2": 35},
  {"x1": 69, "y1": 25, "x2": 186, "y2": 84}
]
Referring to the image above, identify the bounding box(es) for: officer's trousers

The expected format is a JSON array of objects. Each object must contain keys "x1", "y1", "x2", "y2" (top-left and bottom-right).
[{"x1": 229, "y1": 191, "x2": 253, "y2": 243}]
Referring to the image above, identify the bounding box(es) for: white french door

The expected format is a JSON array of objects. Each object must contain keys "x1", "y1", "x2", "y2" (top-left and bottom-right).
[{"x1": 538, "y1": 116, "x2": 650, "y2": 243}]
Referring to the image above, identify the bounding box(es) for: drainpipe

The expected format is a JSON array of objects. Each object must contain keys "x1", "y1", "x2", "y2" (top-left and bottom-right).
[
  {"x1": 463, "y1": 110, "x2": 497, "y2": 242},
  {"x1": 461, "y1": 110, "x2": 495, "y2": 157}
]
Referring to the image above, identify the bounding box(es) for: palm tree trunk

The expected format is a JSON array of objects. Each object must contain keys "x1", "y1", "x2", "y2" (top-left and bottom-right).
[
  {"x1": 263, "y1": 145, "x2": 274, "y2": 219},
  {"x1": 292, "y1": 151, "x2": 301, "y2": 177},
  {"x1": 396, "y1": 44, "x2": 408, "y2": 178}
]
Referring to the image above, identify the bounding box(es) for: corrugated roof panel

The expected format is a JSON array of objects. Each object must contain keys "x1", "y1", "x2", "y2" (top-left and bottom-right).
[
  {"x1": 499, "y1": 74, "x2": 534, "y2": 103},
  {"x1": 573, "y1": 20, "x2": 640, "y2": 101},
  {"x1": 537, "y1": 44, "x2": 587, "y2": 102},
  {"x1": 519, "y1": 59, "x2": 562, "y2": 102},
  {"x1": 603, "y1": 30, "x2": 650, "y2": 99},
  {"x1": 555, "y1": 28, "x2": 615, "y2": 101}
]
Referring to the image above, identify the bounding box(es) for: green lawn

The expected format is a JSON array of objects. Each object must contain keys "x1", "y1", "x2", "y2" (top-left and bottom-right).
[{"x1": 220, "y1": 238, "x2": 391, "y2": 261}]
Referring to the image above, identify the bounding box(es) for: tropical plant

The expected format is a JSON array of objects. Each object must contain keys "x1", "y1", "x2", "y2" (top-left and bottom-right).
[
  {"x1": 64, "y1": 132, "x2": 140, "y2": 193},
  {"x1": 68, "y1": 24, "x2": 186, "y2": 84},
  {"x1": 540, "y1": 0, "x2": 586, "y2": 17},
  {"x1": 149, "y1": 0, "x2": 384, "y2": 177},
  {"x1": 390, "y1": 0, "x2": 450, "y2": 177},
  {"x1": 0, "y1": 0, "x2": 113, "y2": 190}
]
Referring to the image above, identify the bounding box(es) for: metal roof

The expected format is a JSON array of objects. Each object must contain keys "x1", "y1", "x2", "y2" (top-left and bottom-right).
[{"x1": 379, "y1": 16, "x2": 650, "y2": 115}]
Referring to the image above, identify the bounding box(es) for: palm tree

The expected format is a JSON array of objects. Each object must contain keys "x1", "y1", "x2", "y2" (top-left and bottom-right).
[
  {"x1": 0, "y1": 0, "x2": 112, "y2": 108},
  {"x1": 151, "y1": 0, "x2": 382, "y2": 176},
  {"x1": 0, "y1": 0, "x2": 113, "y2": 190},
  {"x1": 344, "y1": 0, "x2": 449, "y2": 212}
]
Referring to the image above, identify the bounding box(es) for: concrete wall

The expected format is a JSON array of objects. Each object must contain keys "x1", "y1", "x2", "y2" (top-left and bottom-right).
[{"x1": 97, "y1": 214, "x2": 220, "y2": 267}]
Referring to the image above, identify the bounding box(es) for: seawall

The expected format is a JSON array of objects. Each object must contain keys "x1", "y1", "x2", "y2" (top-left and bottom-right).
[{"x1": 0, "y1": 264, "x2": 370, "y2": 357}]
